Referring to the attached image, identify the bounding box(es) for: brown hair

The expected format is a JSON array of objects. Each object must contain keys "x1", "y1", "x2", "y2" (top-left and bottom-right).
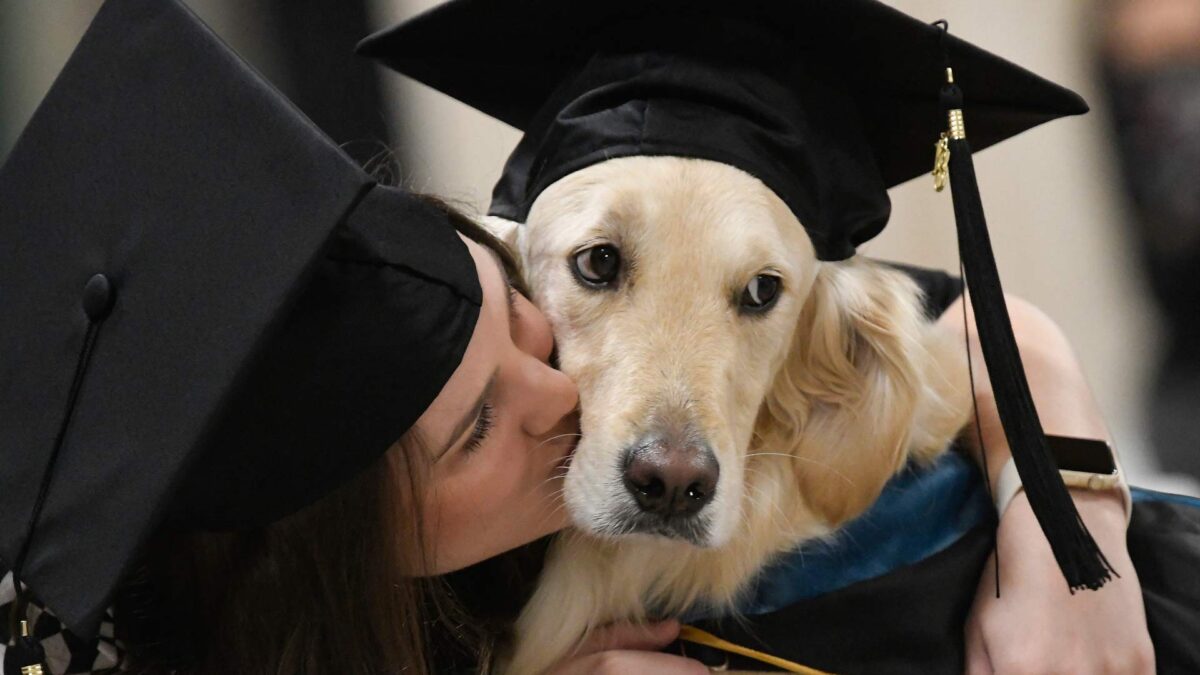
[
  {"x1": 116, "y1": 201, "x2": 540, "y2": 675},
  {"x1": 119, "y1": 437, "x2": 434, "y2": 675}
]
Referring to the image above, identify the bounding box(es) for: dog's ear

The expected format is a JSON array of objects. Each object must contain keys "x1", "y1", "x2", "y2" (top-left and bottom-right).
[
  {"x1": 479, "y1": 215, "x2": 524, "y2": 254},
  {"x1": 757, "y1": 259, "x2": 969, "y2": 526},
  {"x1": 476, "y1": 215, "x2": 530, "y2": 285}
]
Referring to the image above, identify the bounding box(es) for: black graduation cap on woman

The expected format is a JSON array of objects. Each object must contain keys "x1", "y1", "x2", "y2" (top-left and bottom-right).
[
  {"x1": 359, "y1": 0, "x2": 1114, "y2": 591},
  {"x1": 0, "y1": 0, "x2": 480, "y2": 669}
]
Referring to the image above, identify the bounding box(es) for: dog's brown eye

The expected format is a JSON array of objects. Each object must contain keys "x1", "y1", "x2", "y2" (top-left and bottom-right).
[
  {"x1": 573, "y1": 245, "x2": 621, "y2": 286},
  {"x1": 740, "y1": 274, "x2": 780, "y2": 312}
]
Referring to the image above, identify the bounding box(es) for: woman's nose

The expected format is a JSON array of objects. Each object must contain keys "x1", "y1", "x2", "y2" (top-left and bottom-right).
[
  {"x1": 520, "y1": 358, "x2": 579, "y2": 438},
  {"x1": 511, "y1": 294, "x2": 578, "y2": 435},
  {"x1": 513, "y1": 294, "x2": 556, "y2": 364}
]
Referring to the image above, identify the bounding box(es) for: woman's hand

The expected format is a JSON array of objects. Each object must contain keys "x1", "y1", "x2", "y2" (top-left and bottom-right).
[
  {"x1": 548, "y1": 619, "x2": 708, "y2": 674},
  {"x1": 965, "y1": 489, "x2": 1155, "y2": 674},
  {"x1": 941, "y1": 292, "x2": 1155, "y2": 673}
]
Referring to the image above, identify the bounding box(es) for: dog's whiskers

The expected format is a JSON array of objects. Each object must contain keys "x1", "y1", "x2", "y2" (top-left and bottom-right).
[
  {"x1": 744, "y1": 451, "x2": 859, "y2": 482},
  {"x1": 533, "y1": 433, "x2": 583, "y2": 452},
  {"x1": 740, "y1": 469, "x2": 793, "y2": 533}
]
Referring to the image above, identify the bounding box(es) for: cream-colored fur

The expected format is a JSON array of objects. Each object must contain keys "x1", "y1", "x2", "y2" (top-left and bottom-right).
[{"x1": 484, "y1": 156, "x2": 972, "y2": 674}]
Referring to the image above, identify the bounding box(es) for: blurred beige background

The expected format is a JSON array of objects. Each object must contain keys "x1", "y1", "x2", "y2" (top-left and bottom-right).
[{"x1": 2, "y1": 0, "x2": 1193, "y2": 493}]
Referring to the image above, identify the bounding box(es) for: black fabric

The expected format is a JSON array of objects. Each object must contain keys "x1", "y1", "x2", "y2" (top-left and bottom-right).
[
  {"x1": 0, "y1": 0, "x2": 479, "y2": 638},
  {"x1": 168, "y1": 185, "x2": 480, "y2": 530},
  {"x1": 487, "y1": 44, "x2": 890, "y2": 261},
  {"x1": 678, "y1": 496, "x2": 1200, "y2": 674},
  {"x1": 359, "y1": 0, "x2": 1087, "y2": 261},
  {"x1": 688, "y1": 526, "x2": 994, "y2": 674},
  {"x1": 1127, "y1": 498, "x2": 1200, "y2": 674},
  {"x1": 883, "y1": 262, "x2": 964, "y2": 321}
]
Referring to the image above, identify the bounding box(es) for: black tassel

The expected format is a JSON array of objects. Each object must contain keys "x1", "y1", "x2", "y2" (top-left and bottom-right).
[
  {"x1": 4, "y1": 619, "x2": 46, "y2": 675},
  {"x1": 937, "y1": 63, "x2": 1114, "y2": 591}
]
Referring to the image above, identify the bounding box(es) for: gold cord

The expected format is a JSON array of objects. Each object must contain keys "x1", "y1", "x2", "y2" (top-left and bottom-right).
[{"x1": 678, "y1": 624, "x2": 837, "y2": 675}]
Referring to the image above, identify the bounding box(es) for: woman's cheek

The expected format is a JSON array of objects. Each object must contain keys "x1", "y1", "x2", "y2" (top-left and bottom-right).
[
  {"x1": 452, "y1": 442, "x2": 523, "y2": 520},
  {"x1": 421, "y1": 483, "x2": 492, "y2": 572},
  {"x1": 480, "y1": 434, "x2": 528, "y2": 498}
]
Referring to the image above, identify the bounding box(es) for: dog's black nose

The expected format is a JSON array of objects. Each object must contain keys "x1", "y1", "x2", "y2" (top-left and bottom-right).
[{"x1": 623, "y1": 440, "x2": 719, "y2": 518}]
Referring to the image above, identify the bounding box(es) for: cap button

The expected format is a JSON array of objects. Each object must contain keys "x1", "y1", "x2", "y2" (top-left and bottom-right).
[{"x1": 82, "y1": 273, "x2": 116, "y2": 321}]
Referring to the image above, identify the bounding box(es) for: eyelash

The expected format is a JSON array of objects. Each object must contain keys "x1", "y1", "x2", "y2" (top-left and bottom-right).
[
  {"x1": 463, "y1": 403, "x2": 495, "y2": 454},
  {"x1": 508, "y1": 285, "x2": 520, "y2": 319}
]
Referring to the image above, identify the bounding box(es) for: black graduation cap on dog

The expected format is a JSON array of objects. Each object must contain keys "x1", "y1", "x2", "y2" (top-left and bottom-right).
[
  {"x1": 0, "y1": 0, "x2": 481, "y2": 658},
  {"x1": 360, "y1": 0, "x2": 1114, "y2": 591}
]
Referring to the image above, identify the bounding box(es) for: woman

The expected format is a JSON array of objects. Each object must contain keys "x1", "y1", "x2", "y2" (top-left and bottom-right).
[
  {"x1": 0, "y1": 1, "x2": 1153, "y2": 674},
  {"x1": 0, "y1": 3, "x2": 703, "y2": 673},
  {"x1": 109, "y1": 207, "x2": 707, "y2": 675}
]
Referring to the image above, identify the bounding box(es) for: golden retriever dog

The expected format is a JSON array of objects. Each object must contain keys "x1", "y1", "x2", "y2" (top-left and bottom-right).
[{"x1": 484, "y1": 155, "x2": 973, "y2": 674}]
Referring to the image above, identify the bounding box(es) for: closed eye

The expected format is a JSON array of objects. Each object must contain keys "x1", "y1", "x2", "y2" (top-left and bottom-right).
[
  {"x1": 462, "y1": 403, "x2": 495, "y2": 455},
  {"x1": 508, "y1": 285, "x2": 520, "y2": 326}
]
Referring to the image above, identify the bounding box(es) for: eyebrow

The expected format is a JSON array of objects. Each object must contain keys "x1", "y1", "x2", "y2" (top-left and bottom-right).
[{"x1": 437, "y1": 370, "x2": 497, "y2": 461}]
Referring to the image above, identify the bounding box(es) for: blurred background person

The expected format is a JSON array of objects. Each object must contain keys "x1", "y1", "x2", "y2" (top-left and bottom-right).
[
  {"x1": 1100, "y1": 0, "x2": 1200, "y2": 480},
  {"x1": 3, "y1": 0, "x2": 1195, "y2": 494}
]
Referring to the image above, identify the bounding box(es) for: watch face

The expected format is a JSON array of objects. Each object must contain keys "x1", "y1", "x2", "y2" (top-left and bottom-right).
[{"x1": 1045, "y1": 434, "x2": 1118, "y2": 474}]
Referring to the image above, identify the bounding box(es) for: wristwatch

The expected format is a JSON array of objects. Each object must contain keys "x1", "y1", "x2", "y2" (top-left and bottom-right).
[{"x1": 994, "y1": 434, "x2": 1131, "y2": 522}]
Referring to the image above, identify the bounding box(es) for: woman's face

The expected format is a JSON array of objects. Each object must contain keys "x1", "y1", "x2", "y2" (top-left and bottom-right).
[{"x1": 411, "y1": 235, "x2": 580, "y2": 574}]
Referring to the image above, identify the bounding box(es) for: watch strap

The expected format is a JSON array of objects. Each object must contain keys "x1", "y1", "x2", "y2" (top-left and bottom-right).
[{"x1": 993, "y1": 455, "x2": 1132, "y2": 525}]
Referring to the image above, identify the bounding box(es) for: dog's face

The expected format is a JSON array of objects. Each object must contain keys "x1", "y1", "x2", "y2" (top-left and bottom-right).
[
  {"x1": 515, "y1": 157, "x2": 819, "y2": 547},
  {"x1": 490, "y1": 156, "x2": 966, "y2": 551}
]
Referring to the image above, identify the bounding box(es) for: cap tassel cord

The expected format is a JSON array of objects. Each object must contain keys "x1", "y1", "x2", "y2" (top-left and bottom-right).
[
  {"x1": 7, "y1": 276, "x2": 115, "y2": 672},
  {"x1": 6, "y1": 320, "x2": 100, "y2": 675},
  {"x1": 934, "y1": 47, "x2": 1113, "y2": 591}
]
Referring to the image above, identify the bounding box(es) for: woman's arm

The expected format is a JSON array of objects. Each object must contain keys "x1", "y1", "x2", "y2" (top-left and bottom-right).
[{"x1": 938, "y1": 293, "x2": 1154, "y2": 674}]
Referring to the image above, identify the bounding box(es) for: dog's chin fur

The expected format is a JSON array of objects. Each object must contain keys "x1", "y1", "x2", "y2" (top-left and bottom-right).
[{"x1": 484, "y1": 156, "x2": 972, "y2": 674}]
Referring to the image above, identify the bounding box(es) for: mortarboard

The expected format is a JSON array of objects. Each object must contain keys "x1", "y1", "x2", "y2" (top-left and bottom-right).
[
  {"x1": 0, "y1": 0, "x2": 481, "y2": 662},
  {"x1": 360, "y1": 0, "x2": 1114, "y2": 591}
]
